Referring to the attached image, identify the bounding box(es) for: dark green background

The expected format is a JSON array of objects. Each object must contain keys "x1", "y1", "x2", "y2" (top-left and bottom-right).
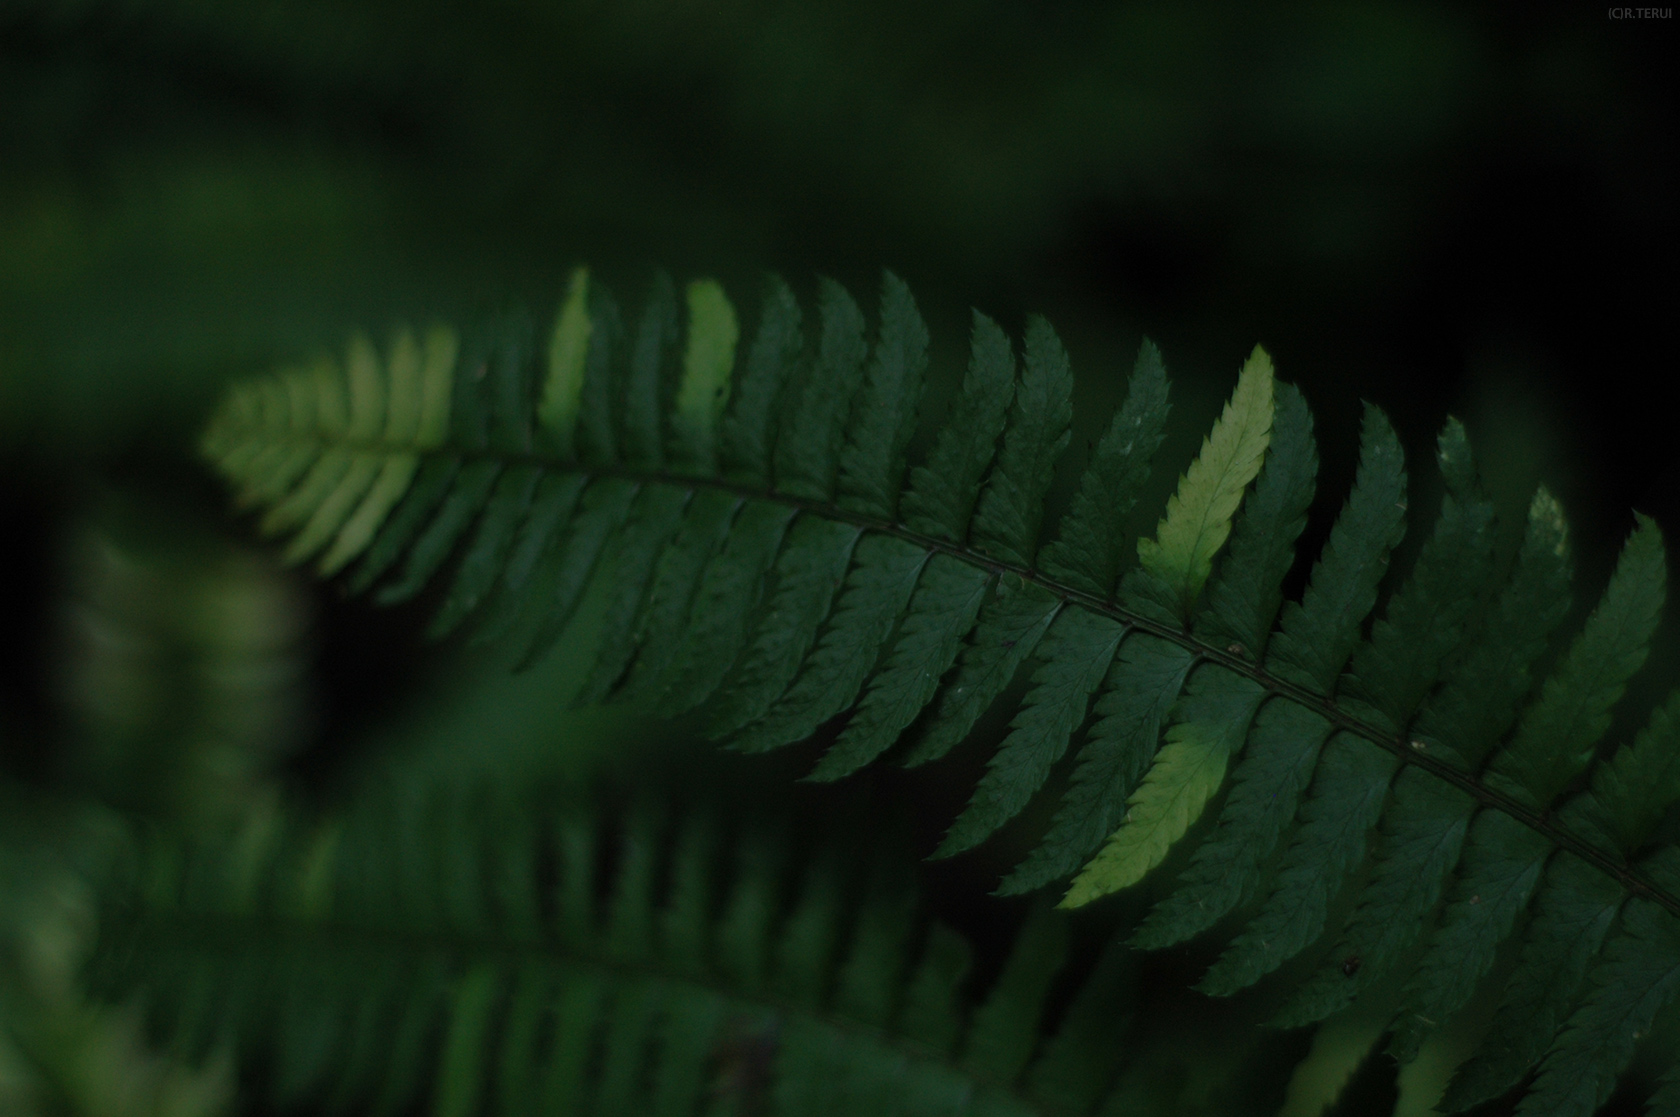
[{"x1": 2, "y1": 1, "x2": 1673, "y2": 488}]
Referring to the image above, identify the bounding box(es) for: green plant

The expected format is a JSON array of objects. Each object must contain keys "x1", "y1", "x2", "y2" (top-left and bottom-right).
[
  {"x1": 92, "y1": 783, "x2": 1268, "y2": 1116},
  {"x1": 175, "y1": 267, "x2": 1680, "y2": 1114},
  {"x1": 0, "y1": 491, "x2": 309, "y2": 1117}
]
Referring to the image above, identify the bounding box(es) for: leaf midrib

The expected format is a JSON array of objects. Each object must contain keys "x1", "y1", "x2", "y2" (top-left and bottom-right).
[{"x1": 236, "y1": 427, "x2": 1680, "y2": 920}]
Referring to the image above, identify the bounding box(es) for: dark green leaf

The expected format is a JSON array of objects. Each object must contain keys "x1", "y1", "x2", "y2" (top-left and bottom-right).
[
  {"x1": 837, "y1": 271, "x2": 929, "y2": 519},
  {"x1": 900, "y1": 311, "x2": 1015, "y2": 542},
  {"x1": 1649, "y1": 1061, "x2": 1680, "y2": 1116},
  {"x1": 448, "y1": 327, "x2": 492, "y2": 454},
  {"x1": 650, "y1": 989, "x2": 729, "y2": 1116},
  {"x1": 615, "y1": 489, "x2": 744, "y2": 702},
  {"x1": 935, "y1": 606, "x2": 1125, "y2": 859},
  {"x1": 904, "y1": 578, "x2": 1062, "y2": 767},
  {"x1": 719, "y1": 276, "x2": 801, "y2": 486},
  {"x1": 1520, "y1": 896, "x2": 1680, "y2": 1117},
  {"x1": 732, "y1": 534, "x2": 929, "y2": 753},
  {"x1": 960, "y1": 904, "x2": 1068, "y2": 1085},
  {"x1": 1408, "y1": 487, "x2": 1574, "y2": 770},
  {"x1": 1264, "y1": 404, "x2": 1406, "y2": 693},
  {"x1": 1038, "y1": 338, "x2": 1171, "y2": 599},
  {"x1": 1132, "y1": 698, "x2": 1333, "y2": 949},
  {"x1": 772, "y1": 853, "x2": 844, "y2": 1010},
  {"x1": 713, "y1": 826, "x2": 785, "y2": 996},
  {"x1": 469, "y1": 472, "x2": 589, "y2": 646},
  {"x1": 1273, "y1": 768, "x2": 1476, "y2": 1028},
  {"x1": 656, "y1": 501, "x2": 800, "y2": 713},
  {"x1": 623, "y1": 272, "x2": 679, "y2": 470},
  {"x1": 896, "y1": 923, "x2": 974, "y2": 1058},
  {"x1": 1488, "y1": 514, "x2": 1666, "y2": 808},
  {"x1": 1023, "y1": 938, "x2": 1135, "y2": 1112},
  {"x1": 999, "y1": 633, "x2": 1195, "y2": 896},
  {"x1": 347, "y1": 455, "x2": 462, "y2": 594},
  {"x1": 575, "y1": 485, "x2": 694, "y2": 704},
  {"x1": 832, "y1": 869, "x2": 917, "y2": 1028},
  {"x1": 705, "y1": 517, "x2": 863, "y2": 738},
  {"x1": 577, "y1": 282, "x2": 625, "y2": 465},
  {"x1": 374, "y1": 460, "x2": 504, "y2": 606},
  {"x1": 481, "y1": 309, "x2": 536, "y2": 455},
  {"x1": 1581, "y1": 688, "x2": 1680, "y2": 855},
  {"x1": 1200, "y1": 738, "x2": 1399, "y2": 996},
  {"x1": 969, "y1": 316, "x2": 1074, "y2": 567},
  {"x1": 1387, "y1": 812, "x2": 1552, "y2": 1063},
  {"x1": 427, "y1": 463, "x2": 543, "y2": 639},
  {"x1": 1340, "y1": 418, "x2": 1497, "y2": 731},
  {"x1": 515, "y1": 478, "x2": 640, "y2": 668},
  {"x1": 773, "y1": 279, "x2": 869, "y2": 502},
  {"x1": 1441, "y1": 853, "x2": 1626, "y2": 1112},
  {"x1": 810, "y1": 556, "x2": 991, "y2": 781}
]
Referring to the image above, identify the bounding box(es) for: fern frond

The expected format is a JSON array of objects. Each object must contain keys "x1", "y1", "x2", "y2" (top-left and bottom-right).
[
  {"x1": 89, "y1": 788, "x2": 1159, "y2": 1116},
  {"x1": 202, "y1": 268, "x2": 1680, "y2": 1113}
]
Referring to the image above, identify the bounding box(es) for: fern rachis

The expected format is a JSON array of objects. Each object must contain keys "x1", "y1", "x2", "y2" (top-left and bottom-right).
[{"x1": 197, "y1": 266, "x2": 1680, "y2": 1115}]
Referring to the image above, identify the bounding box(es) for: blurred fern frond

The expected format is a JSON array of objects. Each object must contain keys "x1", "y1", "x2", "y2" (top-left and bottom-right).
[
  {"x1": 55, "y1": 495, "x2": 313, "y2": 824},
  {"x1": 85, "y1": 785, "x2": 1185, "y2": 1117}
]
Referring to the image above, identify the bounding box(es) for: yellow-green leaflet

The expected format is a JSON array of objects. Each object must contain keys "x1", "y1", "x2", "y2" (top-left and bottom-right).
[
  {"x1": 414, "y1": 324, "x2": 458, "y2": 449},
  {"x1": 671, "y1": 279, "x2": 740, "y2": 463},
  {"x1": 1275, "y1": 1003, "x2": 1390, "y2": 1117},
  {"x1": 1136, "y1": 346, "x2": 1275, "y2": 611},
  {"x1": 344, "y1": 332, "x2": 385, "y2": 441},
  {"x1": 318, "y1": 325, "x2": 456, "y2": 573},
  {"x1": 1060, "y1": 721, "x2": 1231, "y2": 907},
  {"x1": 538, "y1": 266, "x2": 593, "y2": 455}
]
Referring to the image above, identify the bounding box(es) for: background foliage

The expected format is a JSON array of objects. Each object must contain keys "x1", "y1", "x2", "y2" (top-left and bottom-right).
[{"x1": 0, "y1": 2, "x2": 1675, "y2": 1114}]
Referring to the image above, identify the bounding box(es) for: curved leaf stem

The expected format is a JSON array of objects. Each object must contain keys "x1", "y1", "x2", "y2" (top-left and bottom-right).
[{"x1": 278, "y1": 433, "x2": 1680, "y2": 921}]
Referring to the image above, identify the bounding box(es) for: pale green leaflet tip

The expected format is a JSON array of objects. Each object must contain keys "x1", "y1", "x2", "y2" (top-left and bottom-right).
[
  {"x1": 1530, "y1": 485, "x2": 1568, "y2": 558},
  {"x1": 344, "y1": 332, "x2": 385, "y2": 442},
  {"x1": 674, "y1": 279, "x2": 740, "y2": 461},
  {"x1": 415, "y1": 324, "x2": 459, "y2": 449},
  {"x1": 1059, "y1": 726, "x2": 1232, "y2": 908},
  {"x1": 1137, "y1": 344, "x2": 1276, "y2": 615},
  {"x1": 537, "y1": 266, "x2": 593, "y2": 452}
]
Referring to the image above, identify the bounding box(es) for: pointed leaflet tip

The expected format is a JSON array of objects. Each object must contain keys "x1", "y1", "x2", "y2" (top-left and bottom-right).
[
  {"x1": 1527, "y1": 485, "x2": 1569, "y2": 559},
  {"x1": 718, "y1": 275, "x2": 801, "y2": 485},
  {"x1": 343, "y1": 332, "x2": 385, "y2": 441},
  {"x1": 773, "y1": 279, "x2": 869, "y2": 501},
  {"x1": 537, "y1": 267, "x2": 592, "y2": 458},
  {"x1": 1490, "y1": 511, "x2": 1666, "y2": 807},
  {"x1": 415, "y1": 324, "x2": 458, "y2": 449},
  {"x1": 836, "y1": 270, "x2": 930, "y2": 519},
  {"x1": 1585, "y1": 687, "x2": 1680, "y2": 854},
  {"x1": 1136, "y1": 344, "x2": 1275, "y2": 617},
  {"x1": 967, "y1": 315, "x2": 1073, "y2": 566},
  {"x1": 900, "y1": 310, "x2": 1014, "y2": 542},
  {"x1": 671, "y1": 279, "x2": 740, "y2": 468},
  {"x1": 1436, "y1": 415, "x2": 1476, "y2": 495},
  {"x1": 1037, "y1": 336, "x2": 1172, "y2": 598}
]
